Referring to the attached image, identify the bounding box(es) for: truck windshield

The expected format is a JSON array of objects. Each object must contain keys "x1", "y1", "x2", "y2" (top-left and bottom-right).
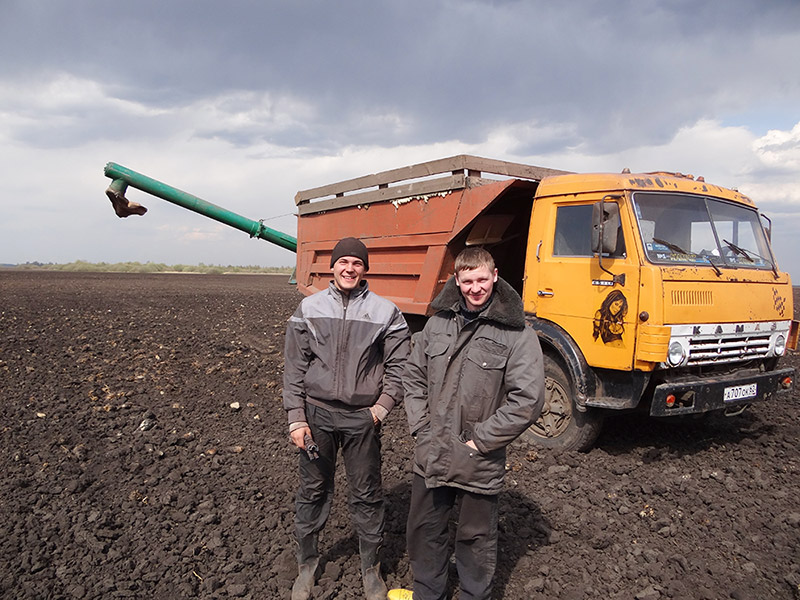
[{"x1": 632, "y1": 192, "x2": 775, "y2": 271}]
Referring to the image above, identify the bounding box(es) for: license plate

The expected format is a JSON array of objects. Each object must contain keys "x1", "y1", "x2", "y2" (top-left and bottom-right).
[{"x1": 723, "y1": 383, "x2": 757, "y2": 402}]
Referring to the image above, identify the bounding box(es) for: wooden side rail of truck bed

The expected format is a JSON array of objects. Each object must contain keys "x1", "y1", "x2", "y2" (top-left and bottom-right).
[{"x1": 294, "y1": 154, "x2": 570, "y2": 215}]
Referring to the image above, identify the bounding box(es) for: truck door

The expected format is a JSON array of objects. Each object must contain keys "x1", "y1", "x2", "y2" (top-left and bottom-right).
[{"x1": 527, "y1": 197, "x2": 641, "y2": 371}]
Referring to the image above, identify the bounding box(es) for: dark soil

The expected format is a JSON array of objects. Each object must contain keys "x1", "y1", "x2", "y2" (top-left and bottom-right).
[{"x1": 1, "y1": 271, "x2": 798, "y2": 600}]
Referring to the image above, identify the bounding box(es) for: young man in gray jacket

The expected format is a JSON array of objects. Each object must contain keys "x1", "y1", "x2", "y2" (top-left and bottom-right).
[
  {"x1": 283, "y1": 237, "x2": 410, "y2": 600},
  {"x1": 398, "y1": 247, "x2": 544, "y2": 600}
]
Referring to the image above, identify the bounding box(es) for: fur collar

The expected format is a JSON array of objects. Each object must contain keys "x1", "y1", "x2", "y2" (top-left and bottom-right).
[{"x1": 430, "y1": 276, "x2": 525, "y2": 329}]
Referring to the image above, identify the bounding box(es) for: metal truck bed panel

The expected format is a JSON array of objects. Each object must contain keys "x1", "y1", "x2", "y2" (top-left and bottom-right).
[{"x1": 295, "y1": 177, "x2": 536, "y2": 314}]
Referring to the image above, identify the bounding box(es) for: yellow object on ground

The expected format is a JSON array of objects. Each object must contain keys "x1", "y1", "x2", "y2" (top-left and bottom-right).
[{"x1": 387, "y1": 589, "x2": 413, "y2": 600}]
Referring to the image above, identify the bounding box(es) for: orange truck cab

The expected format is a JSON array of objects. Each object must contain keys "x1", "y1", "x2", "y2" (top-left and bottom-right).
[{"x1": 522, "y1": 170, "x2": 796, "y2": 449}]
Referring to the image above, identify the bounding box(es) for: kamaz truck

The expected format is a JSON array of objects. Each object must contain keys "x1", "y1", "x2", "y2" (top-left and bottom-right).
[{"x1": 104, "y1": 155, "x2": 797, "y2": 450}]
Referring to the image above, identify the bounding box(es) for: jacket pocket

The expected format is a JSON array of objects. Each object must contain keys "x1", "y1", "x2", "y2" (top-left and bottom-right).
[
  {"x1": 465, "y1": 343, "x2": 508, "y2": 371},
  {"x1": 425, "y1": 341, "x2": 449, "y2": 359},
  {"x1": 304, "y1": 358, "x2": 332, "y2": 399},
  {"x1": 445, "y1": 433, "x2": 505, "y2": 493}
]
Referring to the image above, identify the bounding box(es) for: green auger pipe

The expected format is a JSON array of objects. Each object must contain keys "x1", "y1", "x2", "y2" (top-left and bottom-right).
[{"x1": 103, "y1": 162, "x2": 298, "y2": 253}]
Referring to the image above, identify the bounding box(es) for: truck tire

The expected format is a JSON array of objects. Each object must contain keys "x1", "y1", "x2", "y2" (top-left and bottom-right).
[{"x1": 520, "y1": 353, "x2": 604, "y2": 452}]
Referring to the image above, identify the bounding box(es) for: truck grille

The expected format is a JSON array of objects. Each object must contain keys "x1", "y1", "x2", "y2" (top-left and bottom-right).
[{"x1": 687, "y1": 333, "x2": 772, "y2": 365}]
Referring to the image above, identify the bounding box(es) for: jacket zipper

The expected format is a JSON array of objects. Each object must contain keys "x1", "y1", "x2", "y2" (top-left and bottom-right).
[{"x1": 333, "y1": 293, "x2": 349, "y2": 400}]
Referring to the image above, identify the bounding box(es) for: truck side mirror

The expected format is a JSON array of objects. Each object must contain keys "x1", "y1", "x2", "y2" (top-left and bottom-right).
[
  {"x1": 592, "y1": 201, "x2": 620, "y2": 255},
  {"x1": 760, "y1": 213, "x2": 772, "y2": 242},
  {"x1": 591, "y1": 197, "x2": 626, "y2": 286}
]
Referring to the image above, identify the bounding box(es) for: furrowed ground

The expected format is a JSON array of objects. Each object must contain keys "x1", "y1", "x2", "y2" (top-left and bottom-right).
[{"x1": 1, "y1": 271, "x2": 798, "y2": 600}]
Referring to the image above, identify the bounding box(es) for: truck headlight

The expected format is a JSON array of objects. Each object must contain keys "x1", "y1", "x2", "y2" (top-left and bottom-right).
[
  {"x1": 667, "y1": 341, "x2": 686, "y2": 366},
  {"x1": 775, "y1": 333, "x2": 787, "y2": 356}
]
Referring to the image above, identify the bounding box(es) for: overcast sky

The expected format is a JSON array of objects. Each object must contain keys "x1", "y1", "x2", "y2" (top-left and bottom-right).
[{"x1": 1, "y1": 0, "x2": 798, "y2": 281}]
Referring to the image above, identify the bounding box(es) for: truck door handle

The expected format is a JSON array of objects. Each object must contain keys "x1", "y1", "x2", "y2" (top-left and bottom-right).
[{"x1": 537, "y1": 290, "x2": 554, "y2": 297}]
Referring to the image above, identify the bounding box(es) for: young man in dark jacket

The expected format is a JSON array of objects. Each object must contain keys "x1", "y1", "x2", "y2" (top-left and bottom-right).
[
  {"x1": 397, "y1": 247, "x2": 544, "y2": 600},
  {"x1": 283, "y1": 237, "x2": 410, "y2": 600}
]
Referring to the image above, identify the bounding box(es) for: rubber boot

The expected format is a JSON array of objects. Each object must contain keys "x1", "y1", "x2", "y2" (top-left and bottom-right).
[
  {"x1": 360, "y1": 540, "x2": 388, "y2": 600},
  {"x1": 291, "y1": 535, "x2": 321, "y2": 600}
]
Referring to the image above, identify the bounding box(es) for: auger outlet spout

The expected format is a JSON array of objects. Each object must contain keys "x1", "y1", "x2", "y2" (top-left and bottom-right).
[{"x1": 103, "y1": 162, "x2": 297, "y2": 253}]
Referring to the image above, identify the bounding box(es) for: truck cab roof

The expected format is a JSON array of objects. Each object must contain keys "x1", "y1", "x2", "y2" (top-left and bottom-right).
[{"x1": 536, "y1": 170, "x2": 754, "y2": 207}]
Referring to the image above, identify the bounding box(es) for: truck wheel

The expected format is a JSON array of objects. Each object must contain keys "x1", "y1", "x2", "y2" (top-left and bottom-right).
[{"x1": 520, "y1": 354, "x2": 603, "y2": 452}]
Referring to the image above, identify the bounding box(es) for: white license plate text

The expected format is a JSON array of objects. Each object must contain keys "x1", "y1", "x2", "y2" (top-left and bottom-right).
[{"x1": 723, "y1": 383, "x2": 757, "y2": 402}]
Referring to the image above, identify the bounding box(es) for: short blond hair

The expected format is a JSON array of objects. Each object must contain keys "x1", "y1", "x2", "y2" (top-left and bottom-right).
[{"x1": 454, "y1": 247, "x2": 495, "y2": 273}]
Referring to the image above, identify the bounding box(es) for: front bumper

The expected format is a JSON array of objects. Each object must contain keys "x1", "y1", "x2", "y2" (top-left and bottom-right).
[{"x1": 649, "y1": 366, "x2": 794, "y2": 417}]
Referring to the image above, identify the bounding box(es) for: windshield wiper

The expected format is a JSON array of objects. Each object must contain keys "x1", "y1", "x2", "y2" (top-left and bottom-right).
[
  {"x1": 654, "y1": 237, "x2": 723, "y2": 276},
  {"x1": 722, "y1": 239, "x2": 778, "y2": 278},
  {"x1": 653, "y1": 237, "x2": 688, "y2": 254},
  {"x1": 705, "y1": 255, "x2": 723, "y2": 277},
  {"x1": 722, "y1": 239, "x2": 754, "y2": 262}
]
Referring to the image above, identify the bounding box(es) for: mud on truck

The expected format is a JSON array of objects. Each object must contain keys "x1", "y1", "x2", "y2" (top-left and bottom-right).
[{"x1": 104, "y1": 155, "x2": 797, "y2": 451}]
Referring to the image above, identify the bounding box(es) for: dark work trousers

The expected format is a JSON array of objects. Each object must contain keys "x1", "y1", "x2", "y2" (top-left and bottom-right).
[
  {"x1": 295, "y1": 403, "x2": 384, "y2": 560},
  {"x1": 406, "y1": 473, "x2": 499, "y2": 600}
]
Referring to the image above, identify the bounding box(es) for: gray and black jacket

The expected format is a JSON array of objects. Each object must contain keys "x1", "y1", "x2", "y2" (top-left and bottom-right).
[
  {"x1": 283, "y1": 280, "x2": 410, "y2": 425},
  {"x1": 404, "y1": 276, "x2": 544, "y2": 495}
]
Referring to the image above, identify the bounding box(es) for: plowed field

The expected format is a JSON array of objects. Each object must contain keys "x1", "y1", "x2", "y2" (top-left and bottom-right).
[{"x1": 1, "y1": 271, "x2": 798, "y2": 600}]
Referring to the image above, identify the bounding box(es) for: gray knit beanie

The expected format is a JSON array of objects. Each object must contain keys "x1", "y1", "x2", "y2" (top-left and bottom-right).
[{"x1": 330, "y1": 237, "x2": 369, "y2": 271}]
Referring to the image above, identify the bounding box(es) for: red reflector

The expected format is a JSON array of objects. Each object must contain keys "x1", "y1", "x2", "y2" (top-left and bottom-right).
[
  {"x1": 781, "y1": 376, "x2": 793, "y2": 389},
  {"x1": 665, "y1": 394, "x2": 676, "y2": 408}
]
